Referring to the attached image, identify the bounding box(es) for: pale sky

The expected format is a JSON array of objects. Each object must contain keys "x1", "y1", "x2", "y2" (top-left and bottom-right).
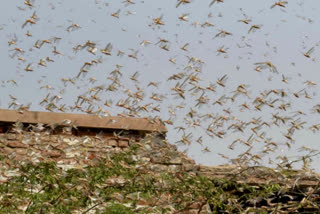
[{"x1": 1, "y1": 0, "x2": 320, "y2": 171}]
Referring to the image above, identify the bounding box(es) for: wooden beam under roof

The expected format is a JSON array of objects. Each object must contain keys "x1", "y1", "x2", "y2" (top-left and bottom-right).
[{"x1": 0, "y1": 109, "x2": 167, "y2": 133}]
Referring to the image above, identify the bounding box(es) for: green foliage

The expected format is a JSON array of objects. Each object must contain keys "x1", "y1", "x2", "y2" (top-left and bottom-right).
[
  {"x1": 102, "y1": 203, "x2": 135, "y2": 214},
  {"x1": 0, "y1": 146, "x2": 310, "y2": 213}
]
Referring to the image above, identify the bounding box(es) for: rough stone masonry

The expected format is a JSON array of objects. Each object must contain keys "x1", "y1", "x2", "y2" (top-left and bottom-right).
[
  {"x1": 0, "y1": 109, "x2": 197, "y2": 181},
  {"x1": 1, "y1": 109, "x2": 320, "y2": 213}
]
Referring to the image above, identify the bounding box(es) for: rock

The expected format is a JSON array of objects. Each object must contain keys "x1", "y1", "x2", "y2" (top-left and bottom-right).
[
  {"x1": 7, "y1": 134, "x2": 17, "y2": 141},
  {"x1": 107, "y1": 139, "x2": 118, "y2": 147},
  {"x1": 183, "y1": 163, "x2": 198, "y2": 172},
  {"x1": 189, "y1": 202, "x2": 202, "y2": 209},
  {"x1": 15, "y1": 148, "x2": 28, "y2": 155},
  {"x1": 118, "y1": 139, "x2": 129, "y2": 148},
  {"x1": 48, "y1": 150, "x2": 62, "y2": 158},
  {"x1": 7, "y1": 141, "x2": 28, "y2": 148}
]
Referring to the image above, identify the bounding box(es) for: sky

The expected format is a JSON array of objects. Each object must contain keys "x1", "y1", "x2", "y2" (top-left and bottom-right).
[{"x1": 1, "y1": 0, "x2": 320, "y2": 171}]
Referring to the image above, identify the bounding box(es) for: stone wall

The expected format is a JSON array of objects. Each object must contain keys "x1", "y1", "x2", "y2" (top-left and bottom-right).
[
  {"x1": 2, "y1": 128, "x2": 320, "y2": 213},
  {"x1": 0, "y1": 129, "x2": 196, "y2": 183},
  {"x1": 0, "y1": 109, "x2": 320, "y2": 213}
]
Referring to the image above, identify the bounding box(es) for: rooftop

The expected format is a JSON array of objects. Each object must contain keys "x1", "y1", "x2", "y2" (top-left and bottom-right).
[{"x1": 0, "y1": 109, "x2": 167, "y2": 133}]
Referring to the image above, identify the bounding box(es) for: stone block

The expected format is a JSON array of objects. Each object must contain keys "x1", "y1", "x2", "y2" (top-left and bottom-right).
[
  {"x1": 170, "y1": 156, "x2": 182, "y2": 164},
  {"x1": 189, "y1": 202, "x2": 202, "y2": 209},
  {"x1": 0, "y1": 147, "x2": 13, "y2": 155},
  {"x1": 107, "y1": 139, "x2": 118, "y2": 147},
  {"x1": 7, "y1": 134, "x2": 17, "y2": 141},
  {"x1": 150, "y1": 164, "x2": 168, "y2": 172},
  {"x1": 14, "y1": 155, "x2": 26, "y2": 161},
  {"x1": 15, "y1": 148, "x2": 28, "y2": 155},
  {"x1": 7, "y1": 141, "x2": 28, "y2": 148},
  {"x1": 183, "y1": 163, "x2": 196, "y2": 172},
  {"x1": 48, "y1": 150, "x2": 62, "y2": 158},
  {"x1": 7, "y1": 134, "x2": 18, "y2": 140},
  {"x1": 118, "y1": 139, "x2": 129, "y2": 148},
  {"x1": 40, "y1": 135, "x2": 51, "y2": 141},
  {"x1": 167, "y1": 165, "x2": 182, "y2": 172}
]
